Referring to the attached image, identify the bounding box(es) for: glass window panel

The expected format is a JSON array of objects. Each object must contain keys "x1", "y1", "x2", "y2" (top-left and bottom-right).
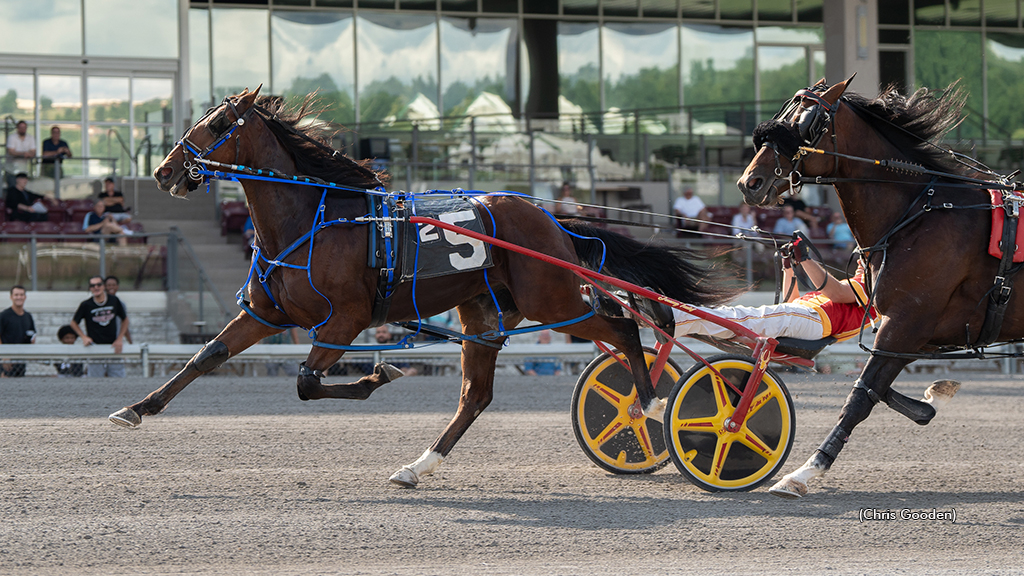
[
  {"x1": 87, "y1": 76, "x2": 128, "y2": 123},
  {"x1": 0, "y1": 0, "x2": 81, "y2": 56},
  {"x1": 796, "y1": 0, "x2": 822, "y2": 22},
  {"x1": 879, "y1": 29, "x2": 910, "y2": 44},
  {"x1": 85, "y1": 0, "x2": 178, "y2": 57},
  {"x1": 604, "y1": 23, "x2": 678, "y2": 111},
  {"x1": 559, "y1": 22, "x2": 600, "y2": 119},
  {"x1": 275, "y1": 0, "x2": 312, "y2": 5},
  {"x1": 757, "y1": 26, "x2": 822, "y2": 45},
  {"x1": 442, "y1": 0, "x2": 477, "y2": 10},
  {"x1": 563, "y1": 0, "x2": 599, "y2": 15},
  {"x1": 356, "y1": 13, "x2": 438, "y2": 124},
  {"x1": 134, "y1": 125, "x2": 174, "y2": 177},
  {"x1": 359, "y1": 0, "x2": 396, "y2": 8},
  {"x1": 212, "y1": 8, "x2": 270, "y2": 101},
  {"x1": 986, "y1": 33, "x2": 1024, "y2": 138},
  {"x1": 523, "y1": 0, "x2": 557, "y2": 14},
  {"x1": 0, "y1": 74, "x2": 36, "y2": 123},
  {"x1": 272, "y1": 11, "x2": 356, "y2": 125},
  {"x1": 949, "y1": 0, "x2": 980, "y2": 25},
  {"x1": 189, "y1": 8, "x2": 213, "y2": 120},
  {"x1": 879, "y1": 50, "x2": 908, "y2": 93},
  {"x1": 985, "y1": 0, "x2": 1018, "y2": 27},
  {"x1": 681, "y1": 24, "x2": 754, "y2": 106},
  {"x1": 758, "y1": 0, "x2": 792, "y2": 22},
  {"x1": 89, "y1": 123, "x2": 130, "y2": 174},
  {"x1": 680, "y1": 0, "x2": 715, "y2": 18},
  {"x1": 914, "y1": 30, "x2": 982, "y2": 138},
  {"x1": 719, "y1": 0, "x2": 753, "y2": 20},
  {"x1": 441, "y1": 17, "x2": 516, "y2": 116},
  {"x1": 879, "y1": 1, "x2": 910, "y2": 25},
  {"x1": 604, "y1": 0, "x2": 639, "y2": 17},
  {"x1": 40, "y1": 75, "x2": 83, "y2": 123},
  {"x1": 758, "y1": 45, "x2": 808, "y2": 103},
  {"x1": 403, "y1": 0, "x2": 437, "y2": 8},
  {"x1": 914, "y1": 0, "x2": 944, "y2": 25},
  {"x1": 813, "y1": 47, "x2": 824, "y2": 79},
  {"x1": 317, "y1": 0, "x2": 354, "y2": 6},
  {"x1": 133, "y1": 78, "x2": 174, "y2": 124},
  {"x1": 481, "y1": 0, "x2": 517, "y2": 12},
  {"x1": 643, "y1": 0, "x2": 678, "y2": 18}
]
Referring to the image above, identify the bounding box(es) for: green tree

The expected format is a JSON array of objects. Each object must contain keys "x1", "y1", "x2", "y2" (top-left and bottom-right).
[{"x1": 0, "y1": 89, "x2": 17, "y2": 115}]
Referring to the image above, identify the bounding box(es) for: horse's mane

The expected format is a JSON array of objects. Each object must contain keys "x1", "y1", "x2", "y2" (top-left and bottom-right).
[
  {"x1": 253, "y1": 94, "x2": 388, "y2": 192},
  {"x1": 841, "y1": 83, "x2": 969, "y2": 175}
]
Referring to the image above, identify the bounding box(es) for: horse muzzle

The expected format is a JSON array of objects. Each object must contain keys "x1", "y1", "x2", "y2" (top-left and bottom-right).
[
  {"x1": 736, "y1": 172, "x2": 785, "y2": 206},
  {"x1": 154, "y1": 163, "x2": 200, "y2": 197}
]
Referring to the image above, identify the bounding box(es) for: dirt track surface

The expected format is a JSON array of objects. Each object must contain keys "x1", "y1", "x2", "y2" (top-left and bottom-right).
[{"x1": 2, "y1": 370, "x2": 1024, "y2": 575}]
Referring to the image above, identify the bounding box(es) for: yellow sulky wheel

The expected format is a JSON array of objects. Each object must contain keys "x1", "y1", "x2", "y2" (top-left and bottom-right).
[
  {"x1": 571, "y1": 346, "x2": 682, "y2": 474},
  {"x1": 664, "y1": 354, "x2": 795, "y2": 492}
]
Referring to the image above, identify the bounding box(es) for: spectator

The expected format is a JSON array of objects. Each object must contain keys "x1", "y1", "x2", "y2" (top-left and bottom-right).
[
  {"x1": 70, "y1": 275, "x2": 130, "y2": 377},
  {"x1": 98, "y1": 177, "x2": 131, "y2": 223},
  {"x1": 826, "y1": 211, "x2": 855, "y2": 252},
  {"x1": 523, "y1": 329, "x2": 562, "y2": 376},
  {"x1": 373, "y1": 325, "x2": 417, "y2": 376},
  {"x1": 672, "y1": 187, "x2": 710, "y2": 237},
  {"x1": 55, "y1": 324, "x2": 84, "y2": 377},
  {"x1": 5, "y1": 120, "x2": 36, "y2": 182},
  {"x1": 104, "y1": 276, "x2": 132, "y2": 344},
  {"x1": 263, "y1": 327, "x2": 300, "y2": 376},
  {"x1": 555, "y1": 182, "x2": 580, "y2": 216},
  {"x1": 83, "y1": 201, "x2": 131, "y2": 246},
  {"x1": 730, "y1": 203, "x2": 758, "y2": 238},
  {"x1": 0, "y1": 285, "x2": 37, "y2": 377},
  {"x1": 40, "y1": 126, "x2": 72, "y2": 178},
  {"x1": 5, "y1": 172, "x2": 49, "y2": 222},
  {"x1": 772, "y1": 205, "x2": 810, "y2": 237},
  {"x1": 782, "y1": 193, "x2": 820, "y2": 233},
  {"x1": 242, "y1": 214, "x2": 255, "y2": 258}
]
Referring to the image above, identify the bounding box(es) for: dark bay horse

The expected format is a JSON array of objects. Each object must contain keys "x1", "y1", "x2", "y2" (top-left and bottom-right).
[
  {"x1": 110, "y1": 87, "x2": 738, "y2": 487},
  {"x1": 738, "y1": 77, "x2": 1018, "y2": 497}
]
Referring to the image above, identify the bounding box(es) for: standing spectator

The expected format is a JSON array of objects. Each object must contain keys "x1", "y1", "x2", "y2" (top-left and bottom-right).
[
  {"x1": 826, "y1": 211, "x2": 855, "y2": 252},
  {"x1": 98, "y1": 176, "x2": 131, "y2": 222},
  {"x1": 5, "y1": 120, "x2": 36, "y2": 182},
  {"x1": 104, "y1": 276, "x2": 132, "y2": 344},
  {"x1": 70, "y1": 276, "x2": 130, "y2": 377},
  {"x1": 0, "y1": 285, "x2": 36, "y2": 377},
  {"x1": 523, "y1": 329, "x2": 562, "y2": 376},
  {"x1": 772, "y1": 205, "x2": 810, "y2": 237},
  {"x1": 83, "y1": 201, "x2": 131, "y2": 246},
  {"x1": 672, "y1": 187, "x2": 710, "y2": 237},
  {"x1": 5, "y1": 172, "x2": 49, "y2": 222},
  {"x1": 54, "y1": 325, "x2": 84, "y2": 377},
  {"x1": 555, "y1": 182, "x2": 580, "y2": 216},
  {"x1": 40, "y1": 126, "x2": 72, "y2": 178}
]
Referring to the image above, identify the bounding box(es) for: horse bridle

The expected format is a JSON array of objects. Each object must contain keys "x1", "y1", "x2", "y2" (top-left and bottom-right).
[
  {"x1": 757, "y1": 85, "x2": 841, "y2": 194},
  {"x1": 178, "y1": 96, "x2": 259, "y2": 185}
]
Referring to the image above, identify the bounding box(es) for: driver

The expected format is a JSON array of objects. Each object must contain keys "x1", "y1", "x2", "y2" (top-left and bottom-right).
[{"x1": 668, "y1": 238, "x2": 876, "y2": 342}]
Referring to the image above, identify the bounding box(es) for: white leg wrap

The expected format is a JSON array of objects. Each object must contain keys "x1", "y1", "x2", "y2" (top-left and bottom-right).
[
  {"x1": 389, "y1": 450, "x2": 443, "y2": 488},
  {"x1": 769, "y1": 456, "x2": 827, "y2": 499},
  {"x1": 643, "y1": 397, "x2": 667, "y2": 423}
]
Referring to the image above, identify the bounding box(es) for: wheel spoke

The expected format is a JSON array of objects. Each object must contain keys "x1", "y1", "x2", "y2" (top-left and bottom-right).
[
  {"x1": 673, "y1": 416, "x2": 719, "y2": 431},
  {"x1": 743, "y1": 387, "x2": 777, "y2": 420},
  {"x1": 631, "y1": 421, "x2": 656, "y2": 459},
  {"x1": 709, "y1": 437, "x2": 733, "y2": 481},
  {"x1": 711, "y1": 373, "x2": 735, "y2": 412},
  {"x1": 590, "y1": 382, "x2": 631, "y2": 409},
  {"x1": 592, "y1": 414, "x2": 631, "y2": 447},
  {"x1": 737, "y1": 429, "x2": 775, "y2": 459}
]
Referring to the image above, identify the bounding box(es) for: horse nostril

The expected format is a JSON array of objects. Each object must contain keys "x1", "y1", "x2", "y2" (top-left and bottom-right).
[
  {"x1": 742, "y1": 176, "x2": 763, "y2": 193},
  {"x1": 157, "y1": 166, "x2": 173, "y2": 180}
]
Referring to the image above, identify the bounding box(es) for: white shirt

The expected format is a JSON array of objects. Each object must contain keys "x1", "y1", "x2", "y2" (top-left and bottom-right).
[
  {"x1": 5, "y1": 133, "x2": 36, "y2": 172},
  {"x1": 730, "y1": 212, "x2": 757, "y2": 237},
  {"x1": 672, "y1": 195, "x2": 706, "y2": 218}
]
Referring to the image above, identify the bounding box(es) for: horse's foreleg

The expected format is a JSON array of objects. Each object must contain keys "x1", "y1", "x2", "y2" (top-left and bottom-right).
[
  {"x1": 108, "y1": 312, "x2": 280, "y2": 428},
  {"x1": 769, "y1": 353, "x2": 910, "y2": 498}
]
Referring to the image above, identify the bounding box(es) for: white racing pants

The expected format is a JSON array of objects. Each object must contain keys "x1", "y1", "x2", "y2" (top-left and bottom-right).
[{"x1": 672, "y1": 302, "x2": 826, "y2": 341}]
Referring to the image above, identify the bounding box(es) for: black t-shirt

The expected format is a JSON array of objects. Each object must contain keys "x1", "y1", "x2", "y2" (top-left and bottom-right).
[
  {"x1": 99, "y1": 190, "x2": 126, "y2": 213},
  {"x1": 73, "y1": 295, "x2": 127, "y2": 344},
  {"x1": 0, "y1": 307, "x2": 36, "y2": 344},
  {"x1": 42, "y1": 138, "x2": 70, "y2": 162}
]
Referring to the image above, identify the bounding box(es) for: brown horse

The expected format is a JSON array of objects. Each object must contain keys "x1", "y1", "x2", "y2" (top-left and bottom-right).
[
  {"x1": 109, "y1": 87, "x2": 738, "y2": 487},
  {"x1": 737, "y1": 77, "x2": 1019, "y2": 497}
]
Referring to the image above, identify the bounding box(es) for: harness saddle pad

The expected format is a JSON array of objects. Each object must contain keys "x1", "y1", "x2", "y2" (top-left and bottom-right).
[
  {"x1": 988, "y1": 190, "x2": 1024, "y2": 263},
  {"x1": 400, "y1": 195, "x2": 493, "y2": 281}
]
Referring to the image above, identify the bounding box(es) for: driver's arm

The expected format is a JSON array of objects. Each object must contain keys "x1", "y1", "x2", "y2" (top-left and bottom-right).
[{"x1": 795, "y1": 259, "x2": 858, "y2": 303}]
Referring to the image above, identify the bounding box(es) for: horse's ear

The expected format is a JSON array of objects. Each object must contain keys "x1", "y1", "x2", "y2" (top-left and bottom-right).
[
  {"x1": 821, "y1": 73, "x2": 855, "y2": 106},
  {"x1": 238, "y1": 84, "x2": 262, "y2": 109}
]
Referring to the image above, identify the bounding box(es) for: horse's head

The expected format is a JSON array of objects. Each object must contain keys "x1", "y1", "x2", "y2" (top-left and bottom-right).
[
  {"x1": 737, "y1": 76, "x2": 853, "y2": 206},
  {"x1": 154, "y1": 86, "x2": 263, "y2": 197}
]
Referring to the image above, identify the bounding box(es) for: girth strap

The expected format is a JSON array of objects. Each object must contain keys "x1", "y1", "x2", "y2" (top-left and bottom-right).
[{"x1": 975, "y1": 195, "x2": 1022, "y2": 347}]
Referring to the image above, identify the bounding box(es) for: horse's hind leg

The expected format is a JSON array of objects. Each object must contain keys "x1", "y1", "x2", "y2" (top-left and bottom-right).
[
  {"x1": 108, "y1": 312, "x2": 280, "y2": 427},
  {"x1": 295, "y1": 338, "x2": 406, "y2": 401},
  {"x1": 389, "y1": 300, "x2": 521, "y2": 488}
]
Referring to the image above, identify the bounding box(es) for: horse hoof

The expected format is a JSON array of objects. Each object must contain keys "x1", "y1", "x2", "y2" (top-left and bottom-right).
[
  {"x1": 389, "y1": 466, "x2": 419, "y2": 488},
  {"x1": 376, "y1": 362, "x2": 405, "y2": 382},
  {"x1": 768, "y1": 477, "x2": 807, "y2": 499},
  {"x1": 109, "y1": 407, "x2": 141, "y2": 428},
  {"x1": 924, "y1": 380, "x2": 961, "y2": 409}
]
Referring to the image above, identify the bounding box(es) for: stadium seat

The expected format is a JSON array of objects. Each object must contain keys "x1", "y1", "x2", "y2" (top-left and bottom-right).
[
  {"x1": 220, "y1": 200, "x2": 249, "y2": 235},
  {"x1": 32, "y1": 221, "x2": 62, "y2": 235},
  {"x1": 1, "y1": 220, "x2": 32, "y2": 241},
  {"x1": 60, "y1": 221, "x2": 90, "y2": 242}
]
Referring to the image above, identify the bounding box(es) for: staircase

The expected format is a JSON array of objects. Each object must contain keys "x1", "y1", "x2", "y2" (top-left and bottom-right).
[{"x1": 129, "y1": 178, "x2": 249, "y2": 319}]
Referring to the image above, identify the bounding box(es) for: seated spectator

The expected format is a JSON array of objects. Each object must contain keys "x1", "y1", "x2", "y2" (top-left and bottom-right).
[
  {"x1": 83, "y1": 201, "x2": 132, "y2": 246},
  {"x1": 782, "y1": 194, "x2": 820, "y2": 234},
  {"x1": 772, "y1": 205, "x2": 810, "y2": 237},
  {"x1": 730, "y1": 203, "x2": 758, "y2": 238},
  {"x1": 826, "y1": 211, "x2": 855, "y2": 252},
  {"x1": 41, "y1": 126, "x2": 72, "y2": 178},
  {"x1": 98, "y1": 177, "x2": 131, "y2": 223},
  {"x1": 5, "y1": 172, "x2": 49, "y2": 222},
  {"x1": 55, "y1": 325, "x2": 84, "y2": 377},
  {"x1": 673, "y1": 187, "x2": 710, "y2": 237},
  {"x1": 523, "y1": 329, "x2": 562, "y2": 376},
  {"x1": 555, "y1": 182, "x2": 580, "y2": 216}
]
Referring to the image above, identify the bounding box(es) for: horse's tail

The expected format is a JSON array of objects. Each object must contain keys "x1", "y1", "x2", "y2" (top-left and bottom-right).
[{"x1": 560, "y1": 219, "x2": 743, "y2": 307}]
